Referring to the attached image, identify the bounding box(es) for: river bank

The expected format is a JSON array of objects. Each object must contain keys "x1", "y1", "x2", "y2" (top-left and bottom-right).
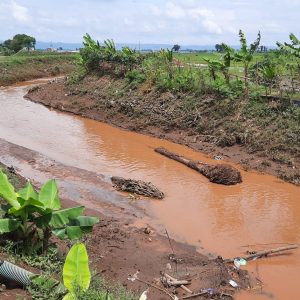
[
  {"x1": 26, "y1": 76, "x2": 300, "y2": 185},
  {"x1": 0, "y1": 52, "x2": 78, "y2": 86}
]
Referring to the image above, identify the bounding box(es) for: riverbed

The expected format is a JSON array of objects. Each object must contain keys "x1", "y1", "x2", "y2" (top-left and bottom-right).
[{"x1": 0, "y1": 79, "x2": 299, "y2": 300}]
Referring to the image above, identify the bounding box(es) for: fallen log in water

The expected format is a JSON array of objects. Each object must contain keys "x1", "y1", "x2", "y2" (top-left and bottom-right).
[
  {"x1": 225, "y1": 245, "x2": 299, "y2": 263},
  {"x1": 111, "y1": 176, "x2": 164, "y2": 199},
  {"x1": 155, "y1": 147, "x2": 242, "y2": 185}
]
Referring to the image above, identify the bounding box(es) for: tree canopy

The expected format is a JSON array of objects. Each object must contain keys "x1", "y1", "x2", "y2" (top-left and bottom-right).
[
  {"x1": 1, "y1": 34, "x2": 36, "y2": 54},
  {"x1": 172, "y1": 44, "x2": 181, "y2": 52}
]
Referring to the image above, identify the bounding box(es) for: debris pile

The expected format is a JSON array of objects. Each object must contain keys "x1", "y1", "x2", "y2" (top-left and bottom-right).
[{"x1": 111, "y1": 176, "x2": 164, "y2": 199}]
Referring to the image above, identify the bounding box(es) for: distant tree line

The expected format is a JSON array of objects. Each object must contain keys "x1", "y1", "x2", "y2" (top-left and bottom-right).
[{"x1": 0, "y1": 34, "x2": 36, "y2": 55}]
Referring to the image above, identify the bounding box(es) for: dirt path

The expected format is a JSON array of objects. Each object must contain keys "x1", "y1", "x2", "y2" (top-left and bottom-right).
[
  {"x1": 0, "y1": 139, "x2": 249, "y2": 299},
  {"x1": 26, "y1": 77, "x2": 299, "y2": 185}
]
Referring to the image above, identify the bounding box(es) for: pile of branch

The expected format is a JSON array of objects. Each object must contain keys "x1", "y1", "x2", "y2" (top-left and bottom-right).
[
  {"x1": 225, "y1": 245, "x2": 299, "y2": 263},
  {"x1": 155, "y1": 147, "x2": 242, "y2": 185},
  {"x1": 111, "y1": 176, "x2": 164, "y2": 199},
  {"x1": 161, "y1": 273, "x2": 193, "y2": 295}
]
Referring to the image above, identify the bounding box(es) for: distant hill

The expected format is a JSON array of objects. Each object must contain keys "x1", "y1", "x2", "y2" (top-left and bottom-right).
[{"x1": 36, "y1": 41, "x2": 238, "y2": 51}]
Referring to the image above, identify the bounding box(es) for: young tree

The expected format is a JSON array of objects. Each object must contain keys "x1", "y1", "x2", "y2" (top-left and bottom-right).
[{"x1": 234, "y1": 30, "x2": 261, "y2": 98}]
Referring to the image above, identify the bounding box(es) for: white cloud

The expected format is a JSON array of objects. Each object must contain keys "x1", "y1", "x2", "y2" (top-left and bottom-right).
[
  {"x1": 0, "y1": 0, "x2": 299, "y2": 46},
  {"x1": 202, "y1": 20, "x2": 222, "y2": 34},
  {"x1": 10, "y1": 1, "x2": 29, "y2": 22}
]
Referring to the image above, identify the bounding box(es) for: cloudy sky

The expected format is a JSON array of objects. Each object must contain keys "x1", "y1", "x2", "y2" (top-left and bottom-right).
[{"x1": 0, "y1": 0, "x2": 299, "y2": 46}]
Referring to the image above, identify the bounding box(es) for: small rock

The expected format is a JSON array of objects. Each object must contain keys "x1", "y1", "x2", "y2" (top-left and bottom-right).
[{"x1": 143, "y1": 227, "x2": 152, "y2": 235}]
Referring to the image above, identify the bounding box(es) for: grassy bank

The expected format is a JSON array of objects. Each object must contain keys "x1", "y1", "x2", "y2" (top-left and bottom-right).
[{"x1": 0, "y1": 51, "x2": 79, "y2": 86}]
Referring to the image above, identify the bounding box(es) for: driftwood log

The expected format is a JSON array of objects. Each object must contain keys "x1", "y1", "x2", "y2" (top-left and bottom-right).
[
  {"x1": 155, "y1": 147, "x2": 242, "y2": 185},
  {"x1": 111, "y1": 176, "x2": 164, "y2": 199},
  {"x1": 225, "y1": 245, "x2": 299, "y2": 263}
]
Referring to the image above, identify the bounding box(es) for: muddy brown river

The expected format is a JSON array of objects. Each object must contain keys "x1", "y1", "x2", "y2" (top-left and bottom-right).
[{"x1": 0, "y1": 80, "x2": 299, "y2": 300}]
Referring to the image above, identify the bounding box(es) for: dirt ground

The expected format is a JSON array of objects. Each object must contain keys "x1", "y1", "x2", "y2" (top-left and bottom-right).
[
  {"x1": 26, "y1": 76, "x2": 300, "y2": 185},
  {"x1": 0, "y1": 140, "x2": 251, "y2": 299}
]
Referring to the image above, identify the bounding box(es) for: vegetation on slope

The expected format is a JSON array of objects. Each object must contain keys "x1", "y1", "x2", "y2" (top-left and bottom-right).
[{"x1": 0, "y1": 51, "x2": 79, "y2": 86}]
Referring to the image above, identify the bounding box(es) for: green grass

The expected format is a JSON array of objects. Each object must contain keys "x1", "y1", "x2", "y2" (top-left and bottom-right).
[
  {"x1": 0, "y1": 51, "x2": 79, "y2": 85},
  {"x1": 0, "y1": 52, "x2": 78, "y2": 66},
  {"x1": 0, "y1": 239, "x2": 137, "y2": 300},
  {"x1": 174, "y1": 52, "x2": 265, "y2": 67}
]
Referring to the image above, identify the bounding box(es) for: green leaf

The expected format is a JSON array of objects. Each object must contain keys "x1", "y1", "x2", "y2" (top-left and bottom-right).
[
  {"x1": 34, "y1": 212, "x2": 52, "y2": 228},
  {"x1": 50, "y1": 206, "x2": 85, "y2": 229},
  {"x1": 0, "y1": 218, "x2": 20, "y2": 233},
  {"x1": 0, "y1": 171, "x2": 20, "y2": 208},
  {"x1": 39, "y1": 179, "x2": 61, "y2": 210},
  {"x1": 66, "y1": 226, "x2": 83, "y2": 240},
  {"x1": 18, "y1": 182, "x2": 38, "y2": 201},
  {"x1": 8, "y1": 197, "x2": 45, "y2": 216},
  {"x1": 63, "y1": 243, "x2": 91, "y2": 294},
  {"x1": 70, "y1": 216, "x2": 99, "y2": 227},
  {"x1": 62, "y1": 293, "x2": 75, "y2": 300},
  {"x1": 52, "y1": 228, "x2": 66, "y2": 239}
]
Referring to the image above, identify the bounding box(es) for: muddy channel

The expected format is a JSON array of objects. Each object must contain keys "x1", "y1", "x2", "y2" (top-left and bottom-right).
[{"x1": 0, "y1": 79, "x2": 299, "y2": 300}]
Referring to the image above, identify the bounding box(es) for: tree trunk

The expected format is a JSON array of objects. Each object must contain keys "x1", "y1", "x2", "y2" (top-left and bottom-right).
[{"x1": 155, "y1": 147, "x2": 242, "y2": 185}]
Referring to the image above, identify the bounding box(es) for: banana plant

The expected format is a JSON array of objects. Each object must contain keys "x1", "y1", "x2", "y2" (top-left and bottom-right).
[
  {"x1": 234, "y1": 30, "x2": 261, "y2": 98},
  {"x1": 63, "y1": 243, "x2": 91, "y2": 300},
  {"x1": 0, "y1": 171, "x2": 99, "y2": 253},
  {"x1": 260, "y1": 65, "x2": 277, "y2": 95},
  {"x1": 204, "y1": 43, "x2": 234, "y2": 83},
  {"x1": 104, "y1": 39, "x2": 117, "y2": 56},
  {"x1": 83, "y1": 33, "x2": 101, "y2": 52},
  {"x1": 277, "y1": 33, "x2": 300, "y2": 59}
]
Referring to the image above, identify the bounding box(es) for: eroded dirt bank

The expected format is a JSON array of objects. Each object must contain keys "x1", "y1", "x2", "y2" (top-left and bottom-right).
[
  {"x1": 26, "y1": 76, "x2": 300, "y2": 185},
  {"x1": 0, "y1": 139, "x2": 249, "y2": 299}
]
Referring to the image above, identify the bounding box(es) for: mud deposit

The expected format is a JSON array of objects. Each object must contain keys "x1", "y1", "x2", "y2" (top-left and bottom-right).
[{"x1": 0, "y1": 80, "x2": 299, "y2": 299}]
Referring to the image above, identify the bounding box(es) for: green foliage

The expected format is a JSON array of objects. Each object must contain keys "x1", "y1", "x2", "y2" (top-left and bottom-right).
[
  {"x1": 83, "y1": 34, "x2": 101, "y2": 52},
  {"x1": 205, "y1": 44, "x2": 234, "y2": 82},
  {"x1": 0, "y1": 171, "x2": 99, "y2": 254},
  {"x1": 0, "y1": 241, "x2": 63, "y2": 275},
  {"x1": 63, "y1": 243, "x2": 91, "y2": 299},
  {"x1": 1, "y1": 34, "x2": 36, "y2": 54},
  {"x1": 277, "y1": 33, "x2": 300, "y2": 59},
  {"x1": 234, "y1": 30, "x2": 261, "y2": 96},
  {"x1": 212, "y1": 78, "x2": 244, "y2": 99},
  {"x1": 160, "y1": 49, "x2": 173, "y2": 63},
  {"x1": 80, "y1": 34, "x2": 143, "y2": 74}
]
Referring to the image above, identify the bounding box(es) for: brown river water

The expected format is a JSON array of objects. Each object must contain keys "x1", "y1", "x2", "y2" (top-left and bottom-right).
[{"x1": 0, "y1": 80, "x2": 299, "y2": 300}]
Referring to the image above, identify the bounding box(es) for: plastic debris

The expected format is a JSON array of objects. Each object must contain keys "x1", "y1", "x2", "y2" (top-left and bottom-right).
[
  {"x1": 214, "y1": 156, "x2": 223, "y2": 160},
  {"x1": 229, "y1": 280, "x2": 239, "y2": 288},
  {"x1": 234, "y1": 257, "x2": 247, "y2": 269},
  {"x1": 139, "y1": 290, "x2": 148, "y2": 300},
  {"x1": 201, "y1": 288, "x2": 215, "y2": 295},
  {"x1": 128, "y1": 271, "x2": 140, "y2": 282}
]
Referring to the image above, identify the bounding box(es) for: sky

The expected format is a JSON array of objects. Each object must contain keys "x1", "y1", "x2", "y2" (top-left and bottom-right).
[{"x1": 0, "y1": 0, "x2": 299, "y2": 46}]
